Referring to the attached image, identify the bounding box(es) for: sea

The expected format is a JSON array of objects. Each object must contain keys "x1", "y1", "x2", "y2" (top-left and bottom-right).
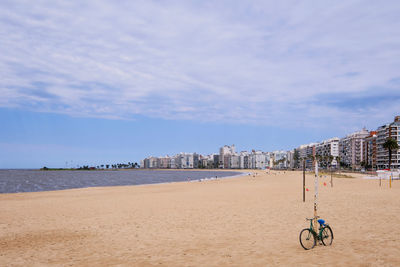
[{"x1": 0, "y1": 169, "x2": 244, "y2": 193}]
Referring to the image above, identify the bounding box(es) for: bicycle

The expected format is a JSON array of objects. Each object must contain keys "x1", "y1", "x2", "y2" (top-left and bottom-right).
[{"x1": 299, "y1": 216, "x2": 334, "y2": 250}]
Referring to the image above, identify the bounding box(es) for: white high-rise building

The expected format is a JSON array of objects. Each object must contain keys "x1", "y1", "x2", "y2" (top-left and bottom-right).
[
  {"x1": 175, "y1": 153, "x2": 194, "y2": 169},
  {"x1": 297, "y1": 143, "x2": 318, "y2": 169},
  {"x1": 339, "y1": 129, "x2": 369, "y2": 169},
  {"x1": 239, "y1": 151, "x2": 248, "y2": 169},
  {"x1": 376, "y1": 116, "x2": 400, "y2": 169},
  {"x1": 230, "y1": 155, "x2": 240, "y2": 169},
  {"x1": 271, "y1": 151, "x2": 288, "y2": 169},
  {"x1": 219, "y1": 145, "x2": 236, "y2": 168},
  {"x1": 315, "y1": 137, "x2": 339, "y2": 168},
  {"x1": 249, "y1": 150, "x2": 267, "y2": 169}
]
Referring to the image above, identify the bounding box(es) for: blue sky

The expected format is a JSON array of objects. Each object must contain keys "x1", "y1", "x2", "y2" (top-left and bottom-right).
[{"x1": 1, "y1": 1, "x2": 400, "y2": 168}]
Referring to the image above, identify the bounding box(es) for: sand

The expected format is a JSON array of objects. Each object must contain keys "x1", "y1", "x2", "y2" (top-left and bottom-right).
[{"x1": 1, "y1": 170, "x2": 399, "y2": 266}]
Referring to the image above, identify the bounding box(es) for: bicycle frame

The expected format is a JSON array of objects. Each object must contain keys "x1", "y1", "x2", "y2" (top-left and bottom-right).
[{"x1": 307, "y1": 219, "x2": 325, "y2": 240}]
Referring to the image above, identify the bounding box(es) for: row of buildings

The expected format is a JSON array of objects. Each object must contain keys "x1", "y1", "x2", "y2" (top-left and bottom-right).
[
  {"x1": 141, "y1": 116, "x2": 400, "y2": 170},
  {"x1": 293, "y1": 116, "x2": 400, "y2": 170},
  {"x1": 141, "y1": 145, "x2": 290, "y2": 170}
]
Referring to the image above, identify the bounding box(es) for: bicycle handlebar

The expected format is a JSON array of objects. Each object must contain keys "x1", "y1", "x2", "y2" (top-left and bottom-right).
[{"x1": 306, "y1": 216, "x2": 320, "y2": 220}]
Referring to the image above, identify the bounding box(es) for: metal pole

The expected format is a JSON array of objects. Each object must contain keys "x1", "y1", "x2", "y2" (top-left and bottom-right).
[
  {"x1": 314, "y1": 159, "x2": 319, "y2": 227},
  {"x1": 303, "y1": 160, "x2": 305, "y2": 202}
]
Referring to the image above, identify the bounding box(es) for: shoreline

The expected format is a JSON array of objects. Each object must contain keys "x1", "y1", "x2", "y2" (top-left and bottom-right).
[{"x1": 0, "y1": 169, "x2": 248, "y2": 195}]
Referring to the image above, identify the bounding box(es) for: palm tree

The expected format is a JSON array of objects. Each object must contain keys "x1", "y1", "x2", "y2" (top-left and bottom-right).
[
  {"x1": 307, "y1": 154, "x2": 315, "y2": 171},
  {"x1": 315, "y1": 154, "x2": 323, "y2": 167},
  {"x1": 383, "y1": 137, "x2": 399, "y2": 170},
  {"x1": 328, "y1": 155, "x2": 334, "y2": 167},
  {"x1": 336, "y1": 156, "x2": 341, "y2": 172}
]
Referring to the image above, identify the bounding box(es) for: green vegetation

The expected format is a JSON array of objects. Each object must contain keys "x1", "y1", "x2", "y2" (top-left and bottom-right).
[
  {"x1": 40, "y1": 167, "x2": 76, "y2": 171},
  {"x1": 40, "y1": 162, "x2": 140, "y2": 171},
  {"x1": 383, "y1": 138, "x2": 399, "y2": 170}
]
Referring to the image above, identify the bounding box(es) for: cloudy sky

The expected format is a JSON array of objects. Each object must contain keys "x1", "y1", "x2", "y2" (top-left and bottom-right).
[{"x1": 1, "y1": 0, "x2": 400, "y2": 168}]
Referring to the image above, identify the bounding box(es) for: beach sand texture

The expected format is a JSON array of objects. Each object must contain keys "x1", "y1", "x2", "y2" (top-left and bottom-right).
[{"x1": 1, "y1": 171, "x2": 399, "y2": 266}]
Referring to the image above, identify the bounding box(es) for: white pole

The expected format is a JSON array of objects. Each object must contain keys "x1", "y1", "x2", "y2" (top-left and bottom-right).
[{"x1": 314, "y1": 159, "x2": 319, "y2": 226}]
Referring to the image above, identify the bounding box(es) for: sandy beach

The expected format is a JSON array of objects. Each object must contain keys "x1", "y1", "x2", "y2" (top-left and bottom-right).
[{"x1": 1, "y1": 170, "x2": 399, "y2": 266}]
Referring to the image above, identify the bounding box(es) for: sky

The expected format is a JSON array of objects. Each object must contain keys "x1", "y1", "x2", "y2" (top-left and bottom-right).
[{"x1": 1, "y1": 0, "x2": 400, "y2": 168}]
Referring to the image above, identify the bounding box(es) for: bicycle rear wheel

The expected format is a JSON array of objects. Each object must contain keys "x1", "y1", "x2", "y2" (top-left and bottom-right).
[
  {"x1": 299, "y1": 228, "x2": 316, "y2": 250},
  {"x1": 321, "y1": 226, "x2": 333, "y2": 246}
]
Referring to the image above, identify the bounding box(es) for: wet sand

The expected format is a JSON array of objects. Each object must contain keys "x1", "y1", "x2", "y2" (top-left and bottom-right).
[{"x1": 1, "y1": 170, "x2": 399, "y2": 266}]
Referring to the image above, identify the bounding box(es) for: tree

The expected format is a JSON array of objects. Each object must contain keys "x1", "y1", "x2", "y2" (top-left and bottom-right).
[
  {"x1": 328, "y1": 155, "x2": 334, "y2": 167},
  {"x1": 383, "y1": 137, "x2": 399, "y2": 170},
  {"x1": 315, "y1": 154, "x2": 323, "y2": 166},
  {"x1": 293, "y1": 149, "x2": 300, "y2": 168},
  {"x1": 336, "y1": 156, "x2": 341, "y2": 172}
]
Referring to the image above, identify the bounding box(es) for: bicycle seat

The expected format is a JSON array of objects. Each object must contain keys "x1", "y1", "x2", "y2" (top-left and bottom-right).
[{"x1": 317, "y1": 219, "x2": 325, "y2": 226}]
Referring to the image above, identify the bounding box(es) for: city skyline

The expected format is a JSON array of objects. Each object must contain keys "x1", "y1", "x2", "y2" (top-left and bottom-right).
[
  {"x1": 1, "y1": 1, "x2": 400, "y2": 168},
  {"x1": 140, "y1": 116, "x2": 400, "y2": 171}
]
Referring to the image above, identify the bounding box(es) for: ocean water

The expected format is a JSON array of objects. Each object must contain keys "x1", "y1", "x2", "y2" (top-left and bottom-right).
[{"x1": 0, "y1": 169, "x2": 244, "y2": 193}]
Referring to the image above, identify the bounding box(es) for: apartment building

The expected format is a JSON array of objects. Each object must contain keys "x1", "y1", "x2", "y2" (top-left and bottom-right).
[
  {"x1": 249, "y1": 150, "x2": 267, "y2": 169},
  {"x1": 238, "y1": 151, "x2": 249, "y2": 169},
  {"x1": 230, "y1": 155, "x2": 240, "y2": 169},
  {"x1": 287, "y1": 150, "x2": 294, "y2": 169},
  {"x1": 315, "y1": 137, "x2": 339, "y2": 168},
  {"x1": 158, "y1": 157, "x2": 170, "y2": 169},
  {"x1": 363, "y1": 131, "x2": 377, "y2": 169},
  {"x1": 339, "y1": 129, "x2": 369, "y2": 169},
  {"x1": 213, "y1": 155, "x2": 219, "y2": 168},
  {"x1": 376, "y1": 116, "x2": 400, "y2": 169},
  {"x1": 298, "y1": 143, "x2": 317, "y2": 169},
  {"x1": 272, "y1": 151, "x2": 288, "y2": 169},
  {"x1": 175, "y1": 153, "x2": 194, "y2": 169},
  {"x1": 219, "y1": 145, "x2": 236, "y2": 168}
]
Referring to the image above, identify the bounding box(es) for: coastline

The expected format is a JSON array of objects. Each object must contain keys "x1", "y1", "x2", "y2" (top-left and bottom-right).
[
  {"x1": 1, "y1": 170, "x2": 399, "y2": 266},
  {"x1": 0, "y1": 169, "x2": 246, "y2": 194}
]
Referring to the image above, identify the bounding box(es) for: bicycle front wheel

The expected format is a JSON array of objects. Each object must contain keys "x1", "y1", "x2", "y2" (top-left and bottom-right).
[
  {"x1": 299, "y1": 228, "x2": 316, "y2": 250},
  {"x1": 321, "y1": 226, "x2": 333, "y2": 246}
]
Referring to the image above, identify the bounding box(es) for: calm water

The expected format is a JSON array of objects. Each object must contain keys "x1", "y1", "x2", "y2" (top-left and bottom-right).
[{"x1": 0, "y1": 169, "x2": 244, "y2": 193}]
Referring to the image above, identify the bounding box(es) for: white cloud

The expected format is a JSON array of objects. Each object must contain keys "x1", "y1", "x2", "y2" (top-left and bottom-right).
[{"x1": 0, "y1": 0, "x2": 400, "y2": 131}]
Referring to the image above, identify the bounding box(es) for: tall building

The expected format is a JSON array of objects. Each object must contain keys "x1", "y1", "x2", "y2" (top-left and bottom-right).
[
  {"x1": 213, "y1": 155, "x2": 219, "y2": 168},
  {"x1": 363, "y1": 131, "x2": 377, "y2": 169},
  {"x1": 159, "y1": 156, "x2": 170, "y2": 168},
  {"x1": 339, "y1": 129, "x2": 369, "y2": 169},
  {"x1": 219, "y1": 145, "x2": 236, "y2": 168},
  {"x1": 193, "y1": 153, "x2": 200, "y2": 168},
  {"x1": 272, "y1": 151, "x2": 288, "y2": 169},
  {"x1": 298, "y1": 143, "x2": 317, "y2": 169},
  {"x1": 238, "y1": 151, "x2": 249, "y2": 169},
  {"x1": 174, "y1": 153, "x2": 194, "y2": 169},
  {"x1": 249, "y1": 150, "x2": 267, "y2": 169},
  {"x1": 315, "y1": 137, "x2": 339, "y2": 168},
  {"x1": 264, "y1": 152, "x2": 271, "y2": 168},
  {"x1": 148, "y1": 157, "x2": 158, "y2": 168},
  {"x1": 230, "y1": 155, "x2": 240, "y2": 169},
  {"x1": 376, "y1": 116, "x2": 400, "y2": 169},
  {"x1": 286, "y1": 150, "x2": 296, "y2": 169}
]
